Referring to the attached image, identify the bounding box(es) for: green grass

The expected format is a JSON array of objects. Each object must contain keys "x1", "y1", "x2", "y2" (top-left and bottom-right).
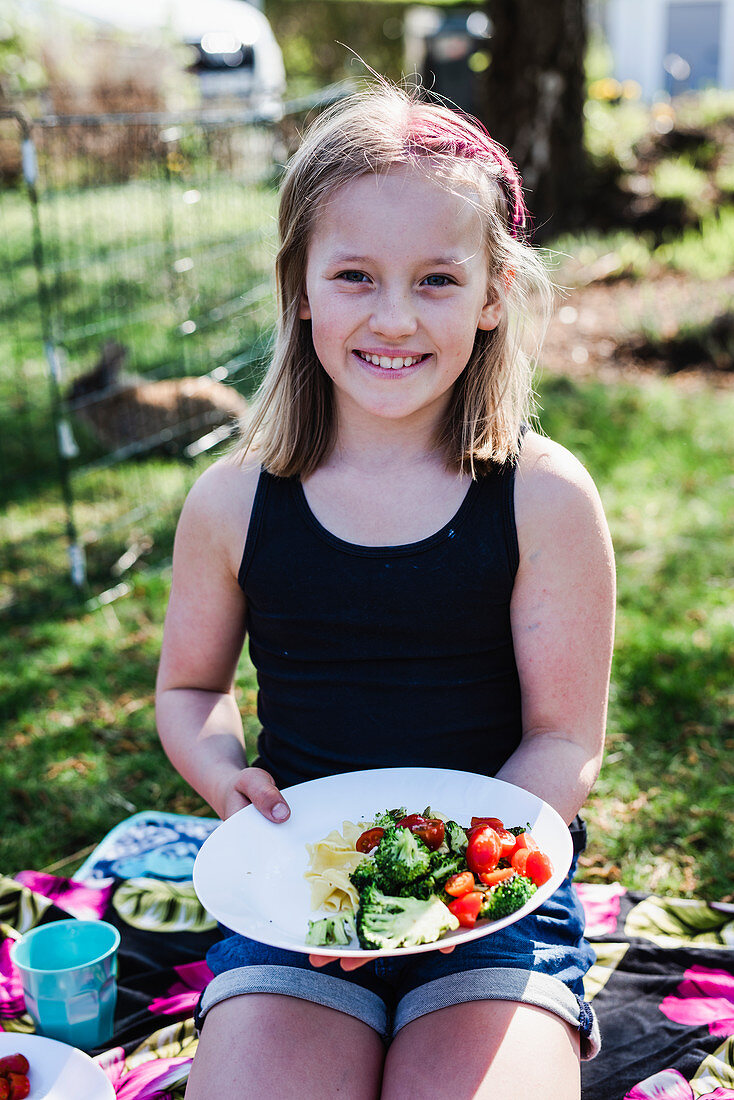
[
  {"x1": 1, "y1": 374, "x2": 732, "y2": 902},
  {"x1": 538, "y1": 375, "x2": 733, "y2": 897}
]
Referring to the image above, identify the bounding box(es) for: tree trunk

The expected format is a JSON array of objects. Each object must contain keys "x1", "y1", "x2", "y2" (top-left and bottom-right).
[{"x1": 483, "y1": 0, "x2": 588, "y2": 241}]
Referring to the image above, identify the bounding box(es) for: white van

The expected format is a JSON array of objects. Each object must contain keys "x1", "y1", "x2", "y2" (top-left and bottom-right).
[{"x1": 39, "y1": 0, "x2": 286, "y2": 115}]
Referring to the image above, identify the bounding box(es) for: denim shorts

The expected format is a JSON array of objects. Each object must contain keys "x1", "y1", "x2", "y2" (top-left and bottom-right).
[{"x1": 196, "y1": 851, "x2": 600, "y2": 1061}]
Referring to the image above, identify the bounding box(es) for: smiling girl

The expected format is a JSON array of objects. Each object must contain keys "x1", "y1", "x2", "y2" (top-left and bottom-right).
[{"x1": 156, "y1": 82, "x2": 615, "y2": 1099}]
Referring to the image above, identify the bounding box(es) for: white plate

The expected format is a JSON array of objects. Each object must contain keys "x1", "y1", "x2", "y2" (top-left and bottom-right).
[
  {"x1": 0, "y1": 1032, "x2": 115, "y2": 1099},
  {"x1": 193, "y1": 767, "x2": 574, "y2": 957}
]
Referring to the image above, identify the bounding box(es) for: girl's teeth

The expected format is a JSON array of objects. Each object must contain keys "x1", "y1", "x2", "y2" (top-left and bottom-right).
[{"x1": 364, "y1": 353, "x2": 417, "y2": 368}]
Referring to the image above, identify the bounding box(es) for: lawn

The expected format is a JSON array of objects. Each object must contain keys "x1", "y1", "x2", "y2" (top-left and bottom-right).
[{"x1": 0, "y1": 92, "x2": 732, "y2": 902}]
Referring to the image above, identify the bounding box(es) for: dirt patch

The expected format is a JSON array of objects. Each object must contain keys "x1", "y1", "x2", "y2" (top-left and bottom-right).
[{"x1": 539, "y1": 272, "x2": 734, "y2": 389}]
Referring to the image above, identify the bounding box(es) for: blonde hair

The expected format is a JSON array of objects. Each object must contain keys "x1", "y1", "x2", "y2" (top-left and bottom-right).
[{"x1": 233, "y1": 82, "x2": 554, "y2": 476}]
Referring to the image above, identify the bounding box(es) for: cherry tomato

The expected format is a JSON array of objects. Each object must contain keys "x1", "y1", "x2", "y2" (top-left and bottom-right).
[
  {"x1": 511, "y1": 848, "x2": 532, "y2": 875},
  {"x1": 0, "y1": 1058, "x2": 28, "y2": 1077},
  {"x1": 470, "y1": 818, "x2": 516, "y2": 857},
  {"x1": 356, "y1": 827, "x2": 384, "y2": 853},
  {"x1": 397, "y1": 815, "x2": 445, "y2": 850},
  {"x1": 396, "y1": 814, "x2": 428, "y2": 830},
  {"x1": 478, "y1": 867, "x2": 516, "y2": 887},
  {"x1": 7, "y1": 1075, "x2": 30, "y2": 1100},
  {"x1": 524, "y1": 850, "x2": 554, "y2": 886},
  {"x1": 444, "y1": 871, "x2": 475, "y2": 897},
  {"x1": 465, "y1": 825, "x2": 501, "y2": 875},
  {"x1": 412, "y1": 821, "x2": 445, "y2": 850},
  {"x1": 508, "y1": 830, "x2": 539, "y2": 860},
  {"x1": 0, "y1": 1078, "x2": 9, "y2": 1100},
  {"x1": 447, "y1": 891, "x2": 483, "y2": 927}
]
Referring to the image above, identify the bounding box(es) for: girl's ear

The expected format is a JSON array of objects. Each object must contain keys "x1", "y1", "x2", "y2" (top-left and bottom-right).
[
  {"x1": 299, "y1": 291, "x2": 311, "y2": 320},
  {"x1": 477, "y1": 293, "x2": 502, "y2": 332}
]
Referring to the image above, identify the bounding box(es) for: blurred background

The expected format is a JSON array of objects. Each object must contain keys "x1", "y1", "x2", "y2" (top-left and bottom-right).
[{"x1": 0, "y1": 0, "x2": 731, "y2": 904}]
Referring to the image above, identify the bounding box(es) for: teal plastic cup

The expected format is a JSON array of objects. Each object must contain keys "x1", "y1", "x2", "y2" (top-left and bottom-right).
[{"x1": 11, "y1": 919, "x2": 120, "y2": 1049}]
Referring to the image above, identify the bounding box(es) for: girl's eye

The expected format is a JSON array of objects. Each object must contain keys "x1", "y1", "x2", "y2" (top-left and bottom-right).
[
  {"x1": 422, "y1": 274, "x2": 456, "y2": 288},
  {"x1": 337, "y1": 270, "x2": 370, "y2": 283}
]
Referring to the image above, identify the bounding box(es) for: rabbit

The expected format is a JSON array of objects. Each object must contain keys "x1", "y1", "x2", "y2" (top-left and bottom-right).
[{"x1": 68, "y1": 341, "x2": 249, "y2": 455}]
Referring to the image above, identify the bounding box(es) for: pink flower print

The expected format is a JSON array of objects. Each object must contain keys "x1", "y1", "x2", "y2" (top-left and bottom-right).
[
  {"x1": 95, "y1": 1046, "x2": 127, "y2": 1090},
  {"x1": 660, "y1": 966, "x2": 734, "y2": 1037},
  {"x1": 576, "y1": 882, "x2": 626, "y2": 937},
  {"x1": 625, "y1": 1067, "x2": 734, "y2": 1099},
  {"x1": 113, "y1": 1056, "x2": 192, "y2": 1099},
  {"x1": 14, "y1": 871, "x2": 113, "y2": 920},
  {"x1": 148, "y1": 960, "x2": 213, "y2": 1017},
  {"x1": 0, "y1": 936, "x2": 26, "y2": 1018},
  {"x1": 95, "y1": 1047, "x2": 193, "y2": 1098}
]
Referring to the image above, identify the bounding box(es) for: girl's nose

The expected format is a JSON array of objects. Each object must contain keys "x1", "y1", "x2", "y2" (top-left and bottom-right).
[{"x1": 369, "y1": 289, "x2": 418, "y2": 339}]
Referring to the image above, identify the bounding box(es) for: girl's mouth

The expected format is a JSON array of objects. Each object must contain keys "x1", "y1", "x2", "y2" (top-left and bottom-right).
[{"x1": 354, "y1": 350, "x2": 429, "y2": 370}]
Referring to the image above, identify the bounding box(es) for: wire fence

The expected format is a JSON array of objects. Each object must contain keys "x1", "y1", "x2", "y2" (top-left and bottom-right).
[{"x1": 0, "y1": 89, "x2": 346, "y2": 621}]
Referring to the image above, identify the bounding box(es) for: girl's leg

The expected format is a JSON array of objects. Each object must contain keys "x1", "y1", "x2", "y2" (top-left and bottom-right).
[
  {"x1": 185, "y1": 993, "x2": 385, "y2": 1100},
  {"x1": 381, "y1": 1000, "x2": 580, "y2": 1100}
]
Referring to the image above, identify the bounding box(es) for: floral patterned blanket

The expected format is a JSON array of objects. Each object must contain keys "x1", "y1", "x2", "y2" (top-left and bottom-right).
[{"x1": 1, "y1": 811, "x2": 732, "y2": 1099}]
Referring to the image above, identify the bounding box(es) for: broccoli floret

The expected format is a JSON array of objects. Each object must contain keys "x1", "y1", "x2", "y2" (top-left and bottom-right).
[
  {"x1": 428, "y1": 850, "x2": 464, "y2": 884},
  {"x1": 356, "y1": 885, "x2": 460, "y2": 950},
  {"x1": 373, "y1": 826, "x2": 431, "y2": 891},
  {"x1": 350, "y1": 858, "x2": 381, "y2": 895},
  {"x1": 393, "y1": 876, "x2": 435, "y2": 900},
  {"x1": 444, "y1": 820, "x2": 468, "y2": 855},
  {"x1": 305, "y1": 912, "x2": 356, "y2": 947},
  {"x1": 480, "y1": 874, "x2": 537, "y2": 921}
]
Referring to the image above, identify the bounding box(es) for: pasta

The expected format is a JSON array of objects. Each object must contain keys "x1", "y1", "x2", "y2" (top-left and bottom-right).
[{"x1": 304, "y1": 820, "x2": 367, "y2": 911}]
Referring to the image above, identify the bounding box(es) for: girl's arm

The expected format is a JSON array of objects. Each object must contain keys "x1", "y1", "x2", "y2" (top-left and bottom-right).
[
  {"x1": 155, "y1": 459, "x2": 290, "y2": 824},
  {"x1": 496, "y1": 432, "x2": 616, "y2": 825}
]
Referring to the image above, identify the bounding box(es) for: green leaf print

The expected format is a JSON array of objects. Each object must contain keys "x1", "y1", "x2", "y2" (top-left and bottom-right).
[
  {"x1": 625, "y1": 897, "x2": 734, "y2": 948},
  {"x1": 113, "y1": 878, "x2": 216, "y2": 932},
  {"x1": 0, "y1": 875, "x2": 52, "y2": 934}
]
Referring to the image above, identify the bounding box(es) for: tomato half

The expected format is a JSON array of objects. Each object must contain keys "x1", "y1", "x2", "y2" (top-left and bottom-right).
[
  {"x1": 447, "y1": 891, "x2": 483, "y2": 927},
  {"x1": 7, "y1": 1075, "x2": 30, "y2": 1100},
  {"x1": 397, "y1": 815, "x2": 445, "y2": 850},
  {"x1": 465, "y1": 825, "x2": 501, "y2": 874},
  {"x1": 478, "y1": 867, "x2": 516, "y2": 887},
  {"x1": 508, "y1": 830, "x2": 539, "y2": 860},
  {"x1": 0, "y1": 1058, "x2": 29, "y2": 1076},
  {"x1": 444, "y1": 871, "x2": 475, "y2": 897},
  {"x1": 524, "y1": 850, "x2": 554, "y2": 886},
  {"x1": 470, "y1": 818, "x2": 516, "y2": 857},
  {"x1": 470, "y1": 816, "x2": 505, "y2": 830},
  {"x1": 356, "y1": 827, "x2": 384, "y2": 853},
  {"x1": 396, "y1": 814, "x2": 428, "y2": 830},
  {"x1": 511, "y1": 848, "x2": 534, "y2": 875}
]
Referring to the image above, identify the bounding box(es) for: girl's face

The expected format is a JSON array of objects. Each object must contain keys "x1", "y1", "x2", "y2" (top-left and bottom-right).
[{"x1": 299, "y1": 163, "x2": 501, "y2": 435}]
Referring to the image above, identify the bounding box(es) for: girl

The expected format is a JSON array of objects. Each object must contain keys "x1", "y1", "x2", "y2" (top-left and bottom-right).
[{"x1": 156, "y1": 82, "x2": 615, "y2": 1099}]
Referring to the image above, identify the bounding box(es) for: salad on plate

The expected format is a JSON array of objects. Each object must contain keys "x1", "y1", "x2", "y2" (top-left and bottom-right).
[{"x1": 305, "y1": 807, "x2": 554, "y2": 951}]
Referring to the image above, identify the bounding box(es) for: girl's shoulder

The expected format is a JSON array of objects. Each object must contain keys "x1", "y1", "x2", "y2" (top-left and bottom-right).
[
  {"x1": 176, "y1": 454, "x2": 262, "y2": 579},
  {"x1": 516, "y1": 429, "x2": 598, "y2": 493},
  {"x1": 513, "y1": 429, "x2": 610, "y2": 548}
]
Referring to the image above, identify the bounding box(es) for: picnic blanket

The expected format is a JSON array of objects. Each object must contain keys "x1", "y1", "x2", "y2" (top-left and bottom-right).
[{"x1": 1, "y1": 811, "x2": 732, "y2": 1099}]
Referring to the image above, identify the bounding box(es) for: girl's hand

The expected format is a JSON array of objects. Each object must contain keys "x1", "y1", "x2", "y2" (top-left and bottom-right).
[
  {"x1": 219, "y1": 766, "x2": 291, "y2": 824},
  {"x1": 308, "y1": 943, "x2": 455, "y2": 970}
]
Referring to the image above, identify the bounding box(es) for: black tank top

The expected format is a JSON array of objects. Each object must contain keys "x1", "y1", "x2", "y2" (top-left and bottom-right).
[{"x1": 238, "y1": 466, "x2": 522, "y2": 790}]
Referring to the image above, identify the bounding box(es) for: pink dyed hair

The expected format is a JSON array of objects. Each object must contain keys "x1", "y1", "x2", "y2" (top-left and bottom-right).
[{"x1": 404, "y1": 107, "x2": 528, "y2": 237}]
